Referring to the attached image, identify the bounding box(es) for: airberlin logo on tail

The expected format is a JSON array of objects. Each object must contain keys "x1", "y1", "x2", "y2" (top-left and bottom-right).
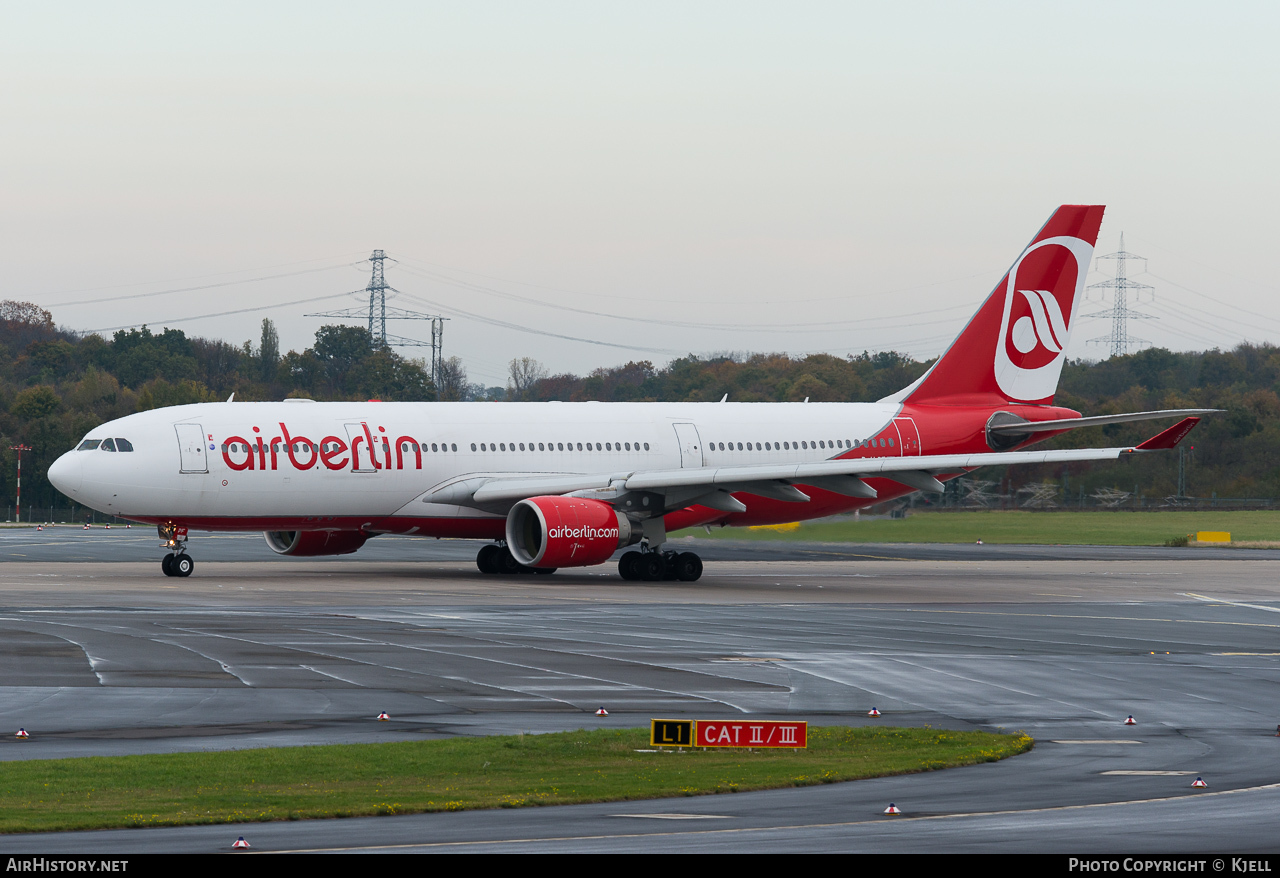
[
  {"x1": 994, "y1": 235, "x2": 1095, "y2": 402},
  {"x1": 1009, "y1": 289, "x2": 1068, "y2": 357}
]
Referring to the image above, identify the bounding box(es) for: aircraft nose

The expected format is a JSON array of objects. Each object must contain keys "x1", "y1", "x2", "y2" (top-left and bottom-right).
[{"x1": 48, "y1": 450, "x2": 82, "y2": 497}]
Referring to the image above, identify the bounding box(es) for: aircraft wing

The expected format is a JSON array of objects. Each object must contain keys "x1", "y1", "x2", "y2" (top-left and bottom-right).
[{"x1": 431, "y1": 417, "x2": 1201, "y2": 513}]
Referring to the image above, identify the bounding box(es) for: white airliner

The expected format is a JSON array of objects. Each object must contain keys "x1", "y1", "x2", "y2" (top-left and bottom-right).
[{"x1": 48, "y1": 205, "x2": 1209, "y2": 580}]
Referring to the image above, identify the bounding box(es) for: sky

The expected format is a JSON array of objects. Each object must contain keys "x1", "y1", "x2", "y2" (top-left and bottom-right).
[{"x1": 3, "y1": 2, "x2": 1279, "y2": 388}]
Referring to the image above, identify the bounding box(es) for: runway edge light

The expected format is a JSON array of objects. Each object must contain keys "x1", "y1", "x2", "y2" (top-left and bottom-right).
[
  {"x1": 868, "y1": 708, "x2": 881, "y2": 717},
  {"x1": 15, "y1": 728, "x2": 28, "y2": 739},
  {"x1": 1124, "y1": 715, "x2": 1136, "y2": 725},
  {"x1": 377, "y1": 711, "x2": 390, "y2": 721},
  {"x1": 232, "y1": 837, "x2": 250, "y2": 849},
  {"x1": 884, "y1": 804, "x2": 902, "y2": 815},
  {"x1": 1192, "y1": 777, "x2": 1208, "y2": 788},
  {"x1": 596, "y1": 707, "x2": 609, "y2": 717}
]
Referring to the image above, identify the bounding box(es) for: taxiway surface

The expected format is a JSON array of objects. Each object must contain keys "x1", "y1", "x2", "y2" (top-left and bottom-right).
[{"x1": 0, "y1": 528, "x2": 1277, "y2": 853}]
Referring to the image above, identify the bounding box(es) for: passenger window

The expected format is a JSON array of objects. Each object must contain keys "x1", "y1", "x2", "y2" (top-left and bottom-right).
[
  {"x1": 889, "y1": 438, "x2": 895, "y2": 447},
  {"x1": 78, "y1": 439, "x2": 101, "y2": 451}
]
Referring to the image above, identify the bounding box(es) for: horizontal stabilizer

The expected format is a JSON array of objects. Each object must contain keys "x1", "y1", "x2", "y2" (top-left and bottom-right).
[
  {"x1": 1134, "y1": 417, "x2": 1200, "y2": 451},
  {"x1": 988, "y1": 408, "x2": 1220, "y2": 434}
]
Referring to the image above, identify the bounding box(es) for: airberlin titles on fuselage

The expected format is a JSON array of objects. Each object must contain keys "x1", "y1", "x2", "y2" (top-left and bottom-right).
[{"x1": 219, "y1": 422, "x2": 438, "y2": 472}]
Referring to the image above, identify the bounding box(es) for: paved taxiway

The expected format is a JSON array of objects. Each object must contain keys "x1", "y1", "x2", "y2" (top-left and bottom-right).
[{"x1": 0, "y1": 528, "x2": 1277, "y2": 852}]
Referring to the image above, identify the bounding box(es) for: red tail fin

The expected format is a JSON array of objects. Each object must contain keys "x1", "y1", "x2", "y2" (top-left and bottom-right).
[{"x1": 889, "y1": 205, "x2": 1105, "y2": 406}]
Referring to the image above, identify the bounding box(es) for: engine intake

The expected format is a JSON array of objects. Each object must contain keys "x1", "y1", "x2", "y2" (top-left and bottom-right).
[
  {"x1": 506, "y1": 496, "x2": 635, "y2": 569},
  {"x1": 263, "y1": 530, "x2": 370, "y2": 557}
]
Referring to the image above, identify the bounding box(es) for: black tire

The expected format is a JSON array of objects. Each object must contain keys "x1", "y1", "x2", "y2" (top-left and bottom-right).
[
  {"x1": 495, "y1": 547, "x2": 522, "y2": 575},
  {"x1": 533, "y1": 567, "x2": 556, "y2": 575},
  {"x1": 173, "y1": 555, "x2": 194, "y2": 577},
  {"x1": 674, "y1": 552, "x2": 703, "y2": 582},
  {"x1": 477, "y1": 544, "x2": 500, "y2": 574},
  {"x1": 638, "y1": 553, "x2": 665, "y2": 582},
  {"x1": 618, "y1": 551, "x2": 641, "y2": 580},
  {"x1": 161, "y1": 554, "x2": 175, "y2": 577}
]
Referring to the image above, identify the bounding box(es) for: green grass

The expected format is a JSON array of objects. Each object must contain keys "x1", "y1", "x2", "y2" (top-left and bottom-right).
[
  {"x1": 676, "y1": 510, "x2": 1280, "y2": 546},
  {"x1": 0, "y1": 727, "x2": 1030, "y2": 833}
]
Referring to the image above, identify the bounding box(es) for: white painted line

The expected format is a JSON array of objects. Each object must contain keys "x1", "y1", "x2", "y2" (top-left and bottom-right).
[
  {"x1": 1051, "y1": 740, "x2": 1142, "y2": 745},
  {"x1": 611, "y1": 813, "x2": 731, "y2": 820},
  {"x1": 1183, "y1": 592, "x2": 1280, "y2": 614},
  {"x1": 1101, "y1": 770, "x2": 1197, "y2": 776}
]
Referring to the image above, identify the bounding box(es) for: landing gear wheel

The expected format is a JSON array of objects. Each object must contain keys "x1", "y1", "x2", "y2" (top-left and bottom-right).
[
  {"x1": 637, "y1": 553, "x2": 665, "y2": 582},
  {"x1": 161, "y1": 554, "x2": 175, "y2": 577},
  {"x1": 495, "y1": 547, "x2": 522, "y2": 575},
  {"x1": 532, "y1": 567, "x2": 556, "y2": 575},
  {"x1": 619, "y1": 551, "x2": 642, "y2": 581},
  {"x1": 477, "y1": 544, "x2": 501, "y2": 574},
  {"x1": 172, "y1": 554, "x2": 194, "y2": 577},
  {"x1": 673, "y1": 552, "x2": 703, "y2": 582}
]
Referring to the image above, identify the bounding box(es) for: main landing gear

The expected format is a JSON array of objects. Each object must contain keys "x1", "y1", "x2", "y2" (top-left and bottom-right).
[
  {"x1": 158, "y1": 524, "x2": 194, "y2": 578},
  {"x1": 618, "y1": 549, "x2": 702, "y2": 582},
  {"x1": 476, "y1": 543, "x2": 555, "y2": 576}
]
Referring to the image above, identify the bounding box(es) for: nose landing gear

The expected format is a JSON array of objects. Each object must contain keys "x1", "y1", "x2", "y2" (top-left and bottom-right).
[
  {"x1": 158, "y1": 524, "x2": 194, "y2": 578},
  {"x1": 160, "y1": 552, "x2": 194, "y2": 577}
]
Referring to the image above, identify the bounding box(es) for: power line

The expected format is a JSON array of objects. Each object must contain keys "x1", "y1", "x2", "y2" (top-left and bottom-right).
[
  {"x1": 87, "y1": 292, "x2": 354, "y2": 334},
  {"x1": 38, "y1": 257, "x2": 368, "y2": 305},
  {"x1": 392, "y1": 252, "x2": 998, "y2": 307},
  {"x1": 392, "y1": 261, "x2": 972, "y2": 333}
]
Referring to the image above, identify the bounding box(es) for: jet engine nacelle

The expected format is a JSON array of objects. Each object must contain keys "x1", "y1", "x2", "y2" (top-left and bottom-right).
[
  {"x1": 263, "y1": 530, "x2": 369, "y2": 557},
  {"x1": 506, "y1": 496, "x2": 636, "y2": 569}
]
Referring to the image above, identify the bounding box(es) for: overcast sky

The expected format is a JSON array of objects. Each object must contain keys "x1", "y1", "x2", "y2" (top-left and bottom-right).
[{"x1": 3, "y1": 2, "x2": 1278, "y2": 387}]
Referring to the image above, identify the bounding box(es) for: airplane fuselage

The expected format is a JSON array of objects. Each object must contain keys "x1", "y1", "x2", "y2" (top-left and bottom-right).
[{"x1": 49, "y1": 398, "x2": 1072, "y2": 538}]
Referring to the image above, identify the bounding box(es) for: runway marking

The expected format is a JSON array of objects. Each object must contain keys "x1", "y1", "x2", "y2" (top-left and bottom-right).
[
  {"x1": 265, "y1": 778, "x2": 1280, "y2": 853},
  {"x1": 1183, "y1": 593, "x2": 1280, "y2": 614},
  {"x1": 299, "y1": 665, "x2": 364, "y2": 685},
  {"x1": 855, "y1": 605, "x2": 1280, "y2": 631},
  {"x1": 1101, "y1": 770, "x2": 1197, "y2": 776},
  {"x1": 1050, "y1": 740, "x2": 1142, "y2": 745},
  {"x1": 611, "y1": 813, "x2": 731, "y2": 820}
]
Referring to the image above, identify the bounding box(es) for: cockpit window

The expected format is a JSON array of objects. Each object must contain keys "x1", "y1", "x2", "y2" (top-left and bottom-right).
[
  {"x1": 115, "y1": 438, "x2": 134, "y2": 452},
  {"x1": 78, "y1": 439, "x2": 101, "y2": 451},
  {"x1": 100, "y1": 438, "x2": 117, "y2": 452}
]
